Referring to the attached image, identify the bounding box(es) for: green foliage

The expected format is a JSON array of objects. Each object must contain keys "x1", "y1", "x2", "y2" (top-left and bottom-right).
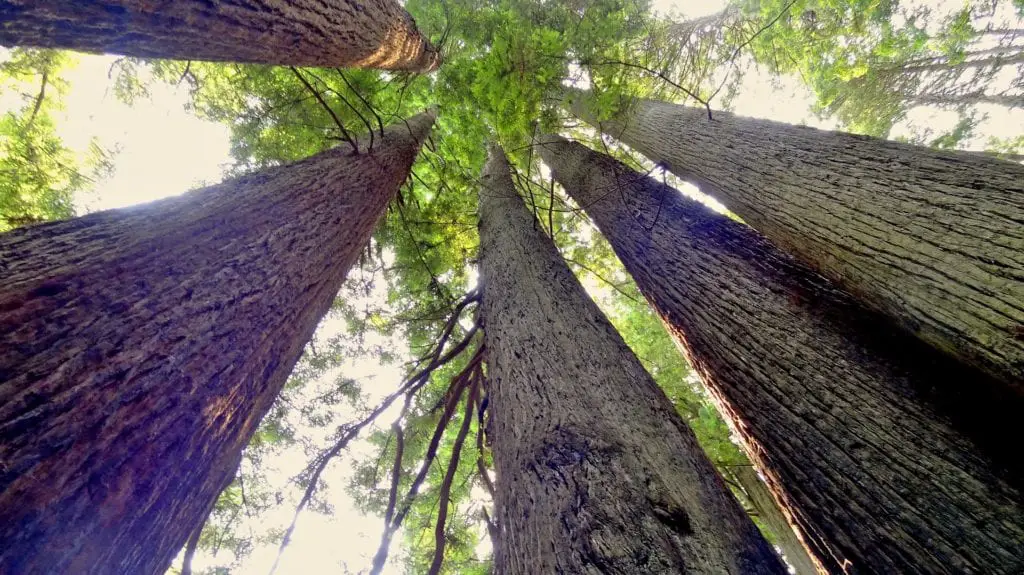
[
  {"x1": 0, "y1": 48, "x2": 112, "y2": 231},
  {"x1": 737, "y1": 0, "x2": 1024, "y2": 145},
  {"x1": 19, "y1": 0, "x2": 1021, "y2": 572}
]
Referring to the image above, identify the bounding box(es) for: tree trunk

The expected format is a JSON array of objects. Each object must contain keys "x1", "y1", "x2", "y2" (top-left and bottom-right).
[
  {"x1": 0, "y1": 112, "x2": 434, "y2": 574},
  {"x1": 0, "y1": 0, "x2": 441, "y2": 72},
  {"x1": 911, "y1": 92, "x2": 1024, "y2": 109},
  {"x1": 537, "y1": 134, "x2": 1024, "y2": 574},
  {"x1": 567, "y1": 91, "x2": 1024, "y2": 390},
  {"x1": 477, "y1": 144, "x2": 786, "y2": 574},
  {"x1": 727, "y1": 465, "x2": 819, "y2": 575}
]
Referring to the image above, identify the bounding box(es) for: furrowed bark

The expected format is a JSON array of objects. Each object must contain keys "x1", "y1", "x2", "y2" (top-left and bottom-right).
[
  {"x1": 478, "y1": 144, "x2": 786, "y2": 574},
  {"x1": 538, "y1": 134, "x2": 1024, "y2": 574},
  {"x1": 0, "y1": 0, "x2": 441, "y2": 72},
  {"x1": 568, "y1": 91, "x2": 1024, "y2": 390},
  {"x1": 0, "y1": 112, "x2": 435, "y2": 574}
]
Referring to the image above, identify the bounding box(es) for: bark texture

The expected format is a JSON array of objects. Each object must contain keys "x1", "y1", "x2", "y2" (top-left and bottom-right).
[
  {"x1": 538, "y1": 134, "x2": 1024, "y2": 574},
  {"x1": 478, "y1": 144, "x2": 786, "y2": 574},
  {"x1": 0, "y1": 0, "x2": 441, "y2": 72},
  {"x1": 0, "y1": 112, "x2": 434, "y2": 574},
  {"x1": 728, "y1": 465, "x2": 819, "y2": 575},
  {"x1": 569, "y1": 92, "x2": 1024, "y2": 389}
]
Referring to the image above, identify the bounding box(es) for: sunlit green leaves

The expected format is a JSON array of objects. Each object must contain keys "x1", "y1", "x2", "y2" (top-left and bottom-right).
[{"x1": 0, "y1": 48, "x2": 112, "y2": 231}]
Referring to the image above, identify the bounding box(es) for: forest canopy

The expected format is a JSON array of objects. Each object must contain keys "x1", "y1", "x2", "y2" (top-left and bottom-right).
[{"x1": 0, "y1": 0, "x2": 1021, "y2": 573}]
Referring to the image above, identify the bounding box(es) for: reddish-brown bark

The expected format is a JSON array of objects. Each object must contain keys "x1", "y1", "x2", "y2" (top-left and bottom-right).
[
  {"x1": 479, "y1": 144, "x2": 786, "y2": 574},
  {"x1": 0, "y1": 0, "x2": 441, "y2": 72},
  {"x1": 0, "y1": 112, "x2": 434, "y2": 574},
  {"x1": 538, "y1": 133, "x2": 1024, "y2": 574}
]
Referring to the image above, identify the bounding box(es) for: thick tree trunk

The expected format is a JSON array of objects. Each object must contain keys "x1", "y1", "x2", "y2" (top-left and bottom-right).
[
  {"x1": 477, "y1": 144, "x2": 786, "y2": 574},
  {"x1": 0, "y1": 0, "x2": 441, "y2": 72},
  {"x1": 0, "y1": 112, "x2": 434, "y2": 574},
  {"x1": 727, "y1": 466, "x2": 818, "y2": 575},
  {"x1": 568, "y1": 91, "x2": 1024, "y2": 390},
  {"x1": 537, "y1": 134, "x2": 1024, "y2": 574}
]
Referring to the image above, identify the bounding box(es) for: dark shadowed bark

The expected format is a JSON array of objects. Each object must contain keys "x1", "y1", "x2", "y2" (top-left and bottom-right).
[
  {"x1": 478, "y1": 144, "x2": 786, "y2": 574},
  {"x1": 0, "y1": 112, "x2": 434, "y2": 574},
  {"x1": 0, "y1": 0, "x2": 441, "y2": 72},
  {"x1": 538, "y1": 134, "x2": 1024, "y2": 574},
  {"x1": 568, "y1": 91, "x2": 1024, "y2": 390}
]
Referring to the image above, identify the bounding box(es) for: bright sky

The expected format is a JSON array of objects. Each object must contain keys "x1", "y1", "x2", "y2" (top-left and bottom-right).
[
  {"x1": 7, "y1": 0, "x2": 1020, "y2": 572},
  {"x1": 56, "y1": 56, "x2": 232, "y2": 213}
]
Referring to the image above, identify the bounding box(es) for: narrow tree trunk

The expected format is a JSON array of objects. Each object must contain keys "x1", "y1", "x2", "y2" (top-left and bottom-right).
[
  {"x1": 568, "y1": 91, "x2": 1024, "y2": 390},
  {"x1": 537, "y1": 134, "x2": 1024, "y2": 574},
  {"x1": 911, "y1": 91, "x2": 1024, "y2": 108},
  {"x1": 0, "y1": 0, "x2": 441, "y2": 72},
  {"x1": 727, "y1": 466, "x2": 818, "y2": 575},
  {"x1": 477, "y1": 144, "x2": 786, "y2": 574},
  {"x1": 897, "y1": 51, "x2": 1024, "y2": 74},
  {"x1": 0, "y1": 112, "x2": 434, "y2": 574}
]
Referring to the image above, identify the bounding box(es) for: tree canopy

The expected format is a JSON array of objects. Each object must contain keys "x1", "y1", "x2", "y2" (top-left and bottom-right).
[{"x1": 0, "y1": 0, "x2": 1021, "y2": 572}]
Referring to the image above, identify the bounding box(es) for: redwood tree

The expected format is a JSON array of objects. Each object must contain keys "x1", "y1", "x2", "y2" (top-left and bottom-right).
[
  {"x1": 538, "y1": 133, "x2": 1024, "y2": 574},
  {"x1": 568, "y1": 91, "x2": 1024, "y2": 390},
  {"x1": 0, "y1": 112, "x2": 434, "y2": 574},
  {"x1": 478, "y1": 144, "x2": 786, "y2": 574},
  {"x1": 0, "y1": 0, "x2": 441, "y2": 72}
]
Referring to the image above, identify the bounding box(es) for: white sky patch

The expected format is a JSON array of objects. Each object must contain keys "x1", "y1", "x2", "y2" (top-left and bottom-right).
[
  {"x1": 652, "y1": 0, "x2": 727, "y2": 19},
  {"x1": 56, "y1": 54, "x2": 232, "y2": 213}
]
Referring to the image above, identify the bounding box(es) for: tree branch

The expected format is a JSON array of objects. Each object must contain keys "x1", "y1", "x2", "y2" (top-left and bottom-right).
[
  {"x1": 289, "y1": 66, "x2": 359, "y2": 153},
  {"x1": 427, "y1": 380, "x2": 478, "y2": 575}
]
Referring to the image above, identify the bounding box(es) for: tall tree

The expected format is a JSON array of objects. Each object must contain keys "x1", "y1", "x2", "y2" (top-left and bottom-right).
[
  {"x1": 477, "y1": 144, "x2": 786, "y2": 574},
  {"x1": 0, "y1": 111, "x2": 434, "y2": 574},
  {"x1": 0, "y1": 0, "x2": 441, "y2": 72},
  {"x1": 538, "y1": 133, "x2": 1024, "y2": 574},
  {"x1": 569, "y1": 91, "x2": 1024, "y2": 390}
]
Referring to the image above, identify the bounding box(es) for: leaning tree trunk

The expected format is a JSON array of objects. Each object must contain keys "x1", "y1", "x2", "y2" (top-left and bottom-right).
[
  {"x1": 0, "y1": 112, "x2": 434, "y2": 574},
  {"x1": 567, "y1": 91, "x2": 1024, "y2": 390},
  {"x1": 0, "y1": 0, "x2": 441, "y2": 72},
  {"x1": 727, "y1": 466, "x2": 818, "y2": 575},
  {"x1": 538, "y1": 134, "x2": 1024, "y2": 574},
  {"x1": 477, "y1": 144, "x2": 786, "y2": 574}
]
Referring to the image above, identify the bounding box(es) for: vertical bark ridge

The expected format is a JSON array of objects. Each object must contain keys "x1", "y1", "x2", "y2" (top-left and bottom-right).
[
  {"x1": 0, "y1": 112, "x2": 435, "y2": 574},
  {"x1": 478, "y1": 143, "x2": 786, "y2": 574},
  {"x1": 0, "y1": 0, "x2": 441, "y2": 72},
  {"x1": 568, "y1": 91, "x2": 1024, "y2": 390},
  {"x1": 537, "y1": 133, "x2": 1024, "y2": 574}
]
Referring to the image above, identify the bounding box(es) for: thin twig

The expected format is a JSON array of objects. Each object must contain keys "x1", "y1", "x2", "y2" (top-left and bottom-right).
[
  {"x1": 336, "y1": 69, "x2": 385, "y2": 137},
  {"x1": 269, "y1": 293, "x2": 480, "y2": 575},
  {"x1": 25, "y1": 70, "x2": 47, "y2": 130},
  {"x1": 289, "y1": 66, "x2": 359, "y2": 153},
  {"x1": 588, "y1": 59, "x2": 712, "y2": 119},
  {"x1": 563, "y1": 257, "x2": 641, "y2": 303},
  {"x1": 369, "y1": 375, "x2": 471, "y2": 575}
]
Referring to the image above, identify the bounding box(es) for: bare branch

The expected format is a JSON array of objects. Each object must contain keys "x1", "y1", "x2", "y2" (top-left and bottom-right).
[
  {"x1": 289, "y1": 66, "x2": 359, "y2": 153},
  {"x1": 427, "y1": 380, "x2": 478, "y2": 575}
]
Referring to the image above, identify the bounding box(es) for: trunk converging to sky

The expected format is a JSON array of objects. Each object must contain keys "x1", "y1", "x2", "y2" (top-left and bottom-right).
[
  {"x1": 0, "y1": 0, "x2": 441, "y2": 72},
  {"x1": 0, "y1": 112, "x2": 434, "y2": 574},
  {"x1": 477, "y1": 144, "x2": 786, "y2": 574},
  {"x1": 538, "y1": 134, "x2": 1024, "y2": 574},
  {"x1": 727, "y1": 466, "x2": 818, "y2": 575},
  {"x1": 568, "y1": 92, "x2": 1024, "y2": 390}
]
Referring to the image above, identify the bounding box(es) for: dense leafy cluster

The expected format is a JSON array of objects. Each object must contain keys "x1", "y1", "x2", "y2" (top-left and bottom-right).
[{"x1": 0, "y1": 48, "x2": 112, "y2": 231}]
